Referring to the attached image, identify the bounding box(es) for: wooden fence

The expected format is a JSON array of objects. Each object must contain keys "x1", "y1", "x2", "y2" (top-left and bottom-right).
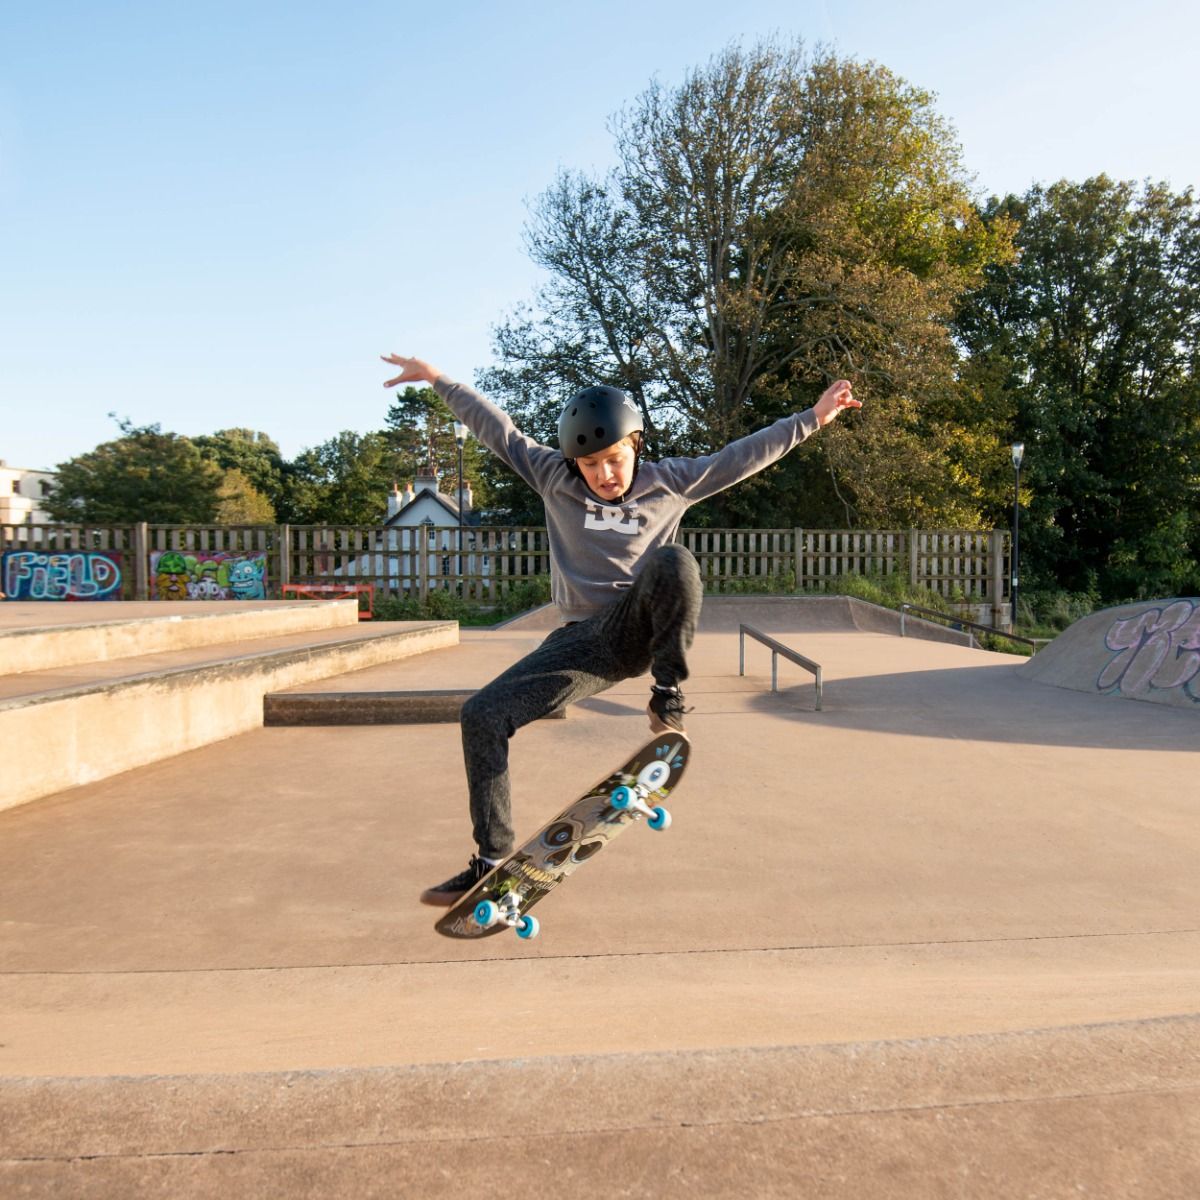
[{"x1": 1, "y1": 523, "x2": 1009, "y2": 608}]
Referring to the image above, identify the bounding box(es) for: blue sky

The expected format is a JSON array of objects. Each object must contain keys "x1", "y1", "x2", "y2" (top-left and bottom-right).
[{"x1": 2, "y1": 0, "x2": 1196, "y2": 471}]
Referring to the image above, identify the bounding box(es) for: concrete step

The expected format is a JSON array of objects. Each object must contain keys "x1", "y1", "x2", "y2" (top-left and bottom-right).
[
  {"x1": 263, "y1": 688, "x2": 566, "y2": 725},
  {"x1": 0, "y1": 599, "x2": 363, "y2": 675},
  {"x1": 1, "y1": 618, "x2": 457, "y2": 813},
  {"x1": 2, "y1": 1017, "x2": 1195, "y2": 1197},
  {"x1": 261, "y1": 624, "x2": 571, "y2": 726}
]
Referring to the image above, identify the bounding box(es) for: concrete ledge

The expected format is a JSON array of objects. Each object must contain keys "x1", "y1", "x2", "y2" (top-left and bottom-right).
[
  {"x1": 698, "y1": 594, "x2": 973, "y2": 644},
  {"x1": 488, "y1": 601, "x2": 562, "y2": 631},
  {"x1": 0, "y1": 600, "x2": 361, "y2": 675},
  {"x1": 264, "y1": 689, "x2": 567, "y2": 725},
  {"x1": 3, "y1": 1016, "x2": 1196, "y2": 1196},
  {"x1": 0, "y1": 622, "x2": 457, "y2": 813},
  {"x1": 495, "y1": 595, "x2": 974, "y2": 646}
]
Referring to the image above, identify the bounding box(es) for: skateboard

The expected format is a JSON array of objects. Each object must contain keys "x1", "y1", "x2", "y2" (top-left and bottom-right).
[{"x1": 435, "y1": 734, "x2": 691, "y2": 940}]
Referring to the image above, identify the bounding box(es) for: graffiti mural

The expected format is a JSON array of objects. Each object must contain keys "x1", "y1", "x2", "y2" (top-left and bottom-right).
[
  {"x1": 150, "y1": 551, "x2": 267, "y2": 601},
  {"x1": 2, "y1": 550, "x2": 123, "y2": 600},
  {"x1": 1098, "y1": 599, "x2": 1200, "y2": 702}
]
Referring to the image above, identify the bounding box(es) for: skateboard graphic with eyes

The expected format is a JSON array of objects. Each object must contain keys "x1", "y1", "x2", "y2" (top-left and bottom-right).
[{"x1": 434, "y1": 734, "x2": 691, "y2": 940}]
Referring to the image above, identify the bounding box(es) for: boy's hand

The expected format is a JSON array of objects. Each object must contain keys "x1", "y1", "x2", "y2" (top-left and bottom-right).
[
  {"x1": 380, "y1": 354, "x2": 441, "y2": 388},
  {"x1": 811, "y1": 379, "x2": 861, "y2": 427}
]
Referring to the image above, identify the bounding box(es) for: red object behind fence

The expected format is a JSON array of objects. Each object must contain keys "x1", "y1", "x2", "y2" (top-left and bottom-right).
[{"x1": 281, "y1": 582, "x2": 374, "y2": 619}]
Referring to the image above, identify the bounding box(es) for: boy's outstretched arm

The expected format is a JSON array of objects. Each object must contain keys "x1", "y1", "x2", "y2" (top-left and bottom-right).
[
  {"x1": 811, "y1": 379, "x2": 861, "y2": 426},
  {"x1": 656, "y1": 377, "x2": 861, "y2": 503},
  {"x1": 379, "y1": 352, "x2": 562, "y2": 494},
  {"x1": 381, "y1": 354, "x2": 441, "y2": 388}
]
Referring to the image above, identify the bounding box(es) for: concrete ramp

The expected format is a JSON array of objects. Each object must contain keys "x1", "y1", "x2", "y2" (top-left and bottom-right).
[
  {"x1": 503, "y1": 593, "x2": 972, "y2": 644},
  {"x1": 1021, "y1": 597, "x2": 1200, "y2": 711}
]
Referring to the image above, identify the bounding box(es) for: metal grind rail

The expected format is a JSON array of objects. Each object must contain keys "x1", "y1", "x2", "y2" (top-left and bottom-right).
[
  {"x1": 738, "y1": 624, "x2": 823, "y2": 711},
  {"x1": 899, "y1": 603, "x2": 1042, "y2": 653}
]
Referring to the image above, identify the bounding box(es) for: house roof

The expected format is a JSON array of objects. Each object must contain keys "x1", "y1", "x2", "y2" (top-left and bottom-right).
[{"x1": 384, "y1": 486, "x2": 476, "y2": 527}]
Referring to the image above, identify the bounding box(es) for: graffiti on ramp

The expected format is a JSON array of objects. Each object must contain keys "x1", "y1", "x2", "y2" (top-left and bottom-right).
[{"x1": 1021, "y1": 598, "x2": 1200, "y2": 711}]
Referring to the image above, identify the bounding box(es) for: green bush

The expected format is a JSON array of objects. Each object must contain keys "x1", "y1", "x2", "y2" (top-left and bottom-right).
[
  {"x1": 423, "y1": 588, "x2": 471, "y2": 622},
  {"x1": 1020, "y1": 587, "x2": 1102, "y2": 634},
  {"x1": 805, "y1": 570, "x2": 956, "y2": 615},
  {"x1": 371, "y1": 575, "x2": 552, "y2": 627},
  {"x1": 712, "y1": 569, "x2": 797, "y2": 595},
  {"x1": 372, "y1": 594, "x2": 425, "y2": 621},
  {"x1": 491, "y1": 575, "x2": 552, "y2": 619}
]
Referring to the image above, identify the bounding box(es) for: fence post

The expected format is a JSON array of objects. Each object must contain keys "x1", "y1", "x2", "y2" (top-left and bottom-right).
[
  {"x1": 134, "y1": 522, "x2": 149, "y2": 600},
  {"x1": 908, "y1": 528, "x2": 919, "y2": 589},
  {"x1": 793, "y1": 528, "x2": 804, "y2": 592},
  {"x1": 989, "y1": 528, "x2": 1006, "y2": 629},
  {"x1": 278, "y1": 525, "x2": 291, "y2": 591}
]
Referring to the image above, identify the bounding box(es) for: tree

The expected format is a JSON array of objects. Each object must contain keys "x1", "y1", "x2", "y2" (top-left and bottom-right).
[
  {"x1": 383, "y1": 386, "x2": 494, "y2": 513},
  {"x1": 282, "y1": 431, "x2": 406, "y2": 525},
  {"x1": 194, "y1": 429, "x2": 285, "y2": 514},
  {"x1": 955, "y1": 177, "x2": 1200, "y2": 599},
  {"x1": 479, "y1": 39, "x2": 1013, "y2": 527},
  {"x1": 215, "y1": 468, "x2": 276, "y2": 524},
  {"x1": 44, "y1": 418, "x2": 223, "y2": 523}
]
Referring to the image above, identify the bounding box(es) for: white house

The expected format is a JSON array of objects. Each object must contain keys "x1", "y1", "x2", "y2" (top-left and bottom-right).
[
  {"x1": 335, "y1": 464, "x2": 482, "y2": 589},
  {"x1": 0, "y1": 461, "x2": 56, "y2": 525},
  {"x1": 384, "y1": 465, "x2": 475, "y2": 531}
]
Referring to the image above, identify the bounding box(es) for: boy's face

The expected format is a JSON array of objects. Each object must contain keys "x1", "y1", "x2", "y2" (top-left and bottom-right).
[{"x1": 576, "y1": 438, "x2": 637, "y2": 501}]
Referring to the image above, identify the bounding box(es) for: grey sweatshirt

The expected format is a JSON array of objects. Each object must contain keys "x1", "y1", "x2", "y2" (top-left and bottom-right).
[{"x1": 433, "y1": 376, "x2": 820, "y2": 622}]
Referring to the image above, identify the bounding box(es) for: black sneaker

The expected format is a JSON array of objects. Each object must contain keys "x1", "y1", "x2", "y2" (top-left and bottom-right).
[
  {"x1": 647, "y1": 684, "x2": 691, "y2": 733},
  {"x1": 420, "y1": 854, "x2": 495, "y2": 907}
]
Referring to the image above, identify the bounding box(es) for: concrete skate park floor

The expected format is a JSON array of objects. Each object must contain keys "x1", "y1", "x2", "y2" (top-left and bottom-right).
[{"x1": 2, "y1": 597, "x2": 1198, "y2": 1192}]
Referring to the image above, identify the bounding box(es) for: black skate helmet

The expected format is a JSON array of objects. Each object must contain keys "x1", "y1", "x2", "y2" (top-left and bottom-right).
[{"x1": 557, "y1": 385, "x2": 643, "y2": 459}]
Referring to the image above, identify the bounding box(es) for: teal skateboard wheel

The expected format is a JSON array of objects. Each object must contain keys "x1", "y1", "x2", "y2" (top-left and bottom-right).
[{"x1": 610, "y1": 785, "x2": 635, "y2": 810}]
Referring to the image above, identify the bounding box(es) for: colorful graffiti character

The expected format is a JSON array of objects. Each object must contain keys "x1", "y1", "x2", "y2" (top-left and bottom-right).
[
  {"x1": 188, "y1": 575, "x2": 227, "y2": 600},
  {"x1": 227, "y1": 557, "x2": 266, "y2": 599},
  {"x1": 183, "y1": 559, "x2": 223, "y2": 600},
  {"x1": 154, "y1": 551, "x2": 191, "y2": 601},
  {"x1": 151, "y1": 551, "x2": 267, "y2": 601}
]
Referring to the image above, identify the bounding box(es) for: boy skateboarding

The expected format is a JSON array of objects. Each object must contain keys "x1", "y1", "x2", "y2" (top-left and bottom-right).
[{"x1": 379, "y1": 355, "x2": 860, "y2": 904}]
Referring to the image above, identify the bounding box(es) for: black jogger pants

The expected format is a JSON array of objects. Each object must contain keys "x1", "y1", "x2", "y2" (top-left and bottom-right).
[{"x1": 458, "y1": 543, "x2": 702, "y2": 858}]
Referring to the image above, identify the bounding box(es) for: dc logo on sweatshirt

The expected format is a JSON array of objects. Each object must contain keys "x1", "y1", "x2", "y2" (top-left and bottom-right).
[{"x1": 584, "y1": 499, "x2": 641, "y2": 535}]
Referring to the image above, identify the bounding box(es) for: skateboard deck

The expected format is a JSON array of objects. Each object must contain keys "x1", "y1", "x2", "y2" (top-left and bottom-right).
[{"x1": 435, "y1": 733, "x2": 690, "y2": 940}]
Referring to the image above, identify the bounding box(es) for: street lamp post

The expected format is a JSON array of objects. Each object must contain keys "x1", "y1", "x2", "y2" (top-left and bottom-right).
[
  {"x1": 454, "y1": 421, "x2": 468, "y2": 584},
  {"x1": 1011, "y1": 442, "x2": 1024, "y2": 632}
]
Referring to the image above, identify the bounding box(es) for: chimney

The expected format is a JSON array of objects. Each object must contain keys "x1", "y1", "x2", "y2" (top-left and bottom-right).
[
  {"x1": 463, "y1": 481, "x2": 474, "y2": 516},
  {"x1": 386, "y1": 483, "x2": 403, "y2": 520},
  {"x1": 413, "y1": 462, "x2": 439, "y2": 494},
  {"x1": 403, "y1": 481, "x2": 415, "y2": 506}
]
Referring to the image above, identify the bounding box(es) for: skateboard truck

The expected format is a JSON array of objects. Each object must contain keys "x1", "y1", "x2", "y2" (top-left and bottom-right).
[
  {"x1": 609, "y1": 758, "x2": 674, "y2": 830},
  {"x1": 472, "y1": 892, "x2": 540, "y2": 940}
]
